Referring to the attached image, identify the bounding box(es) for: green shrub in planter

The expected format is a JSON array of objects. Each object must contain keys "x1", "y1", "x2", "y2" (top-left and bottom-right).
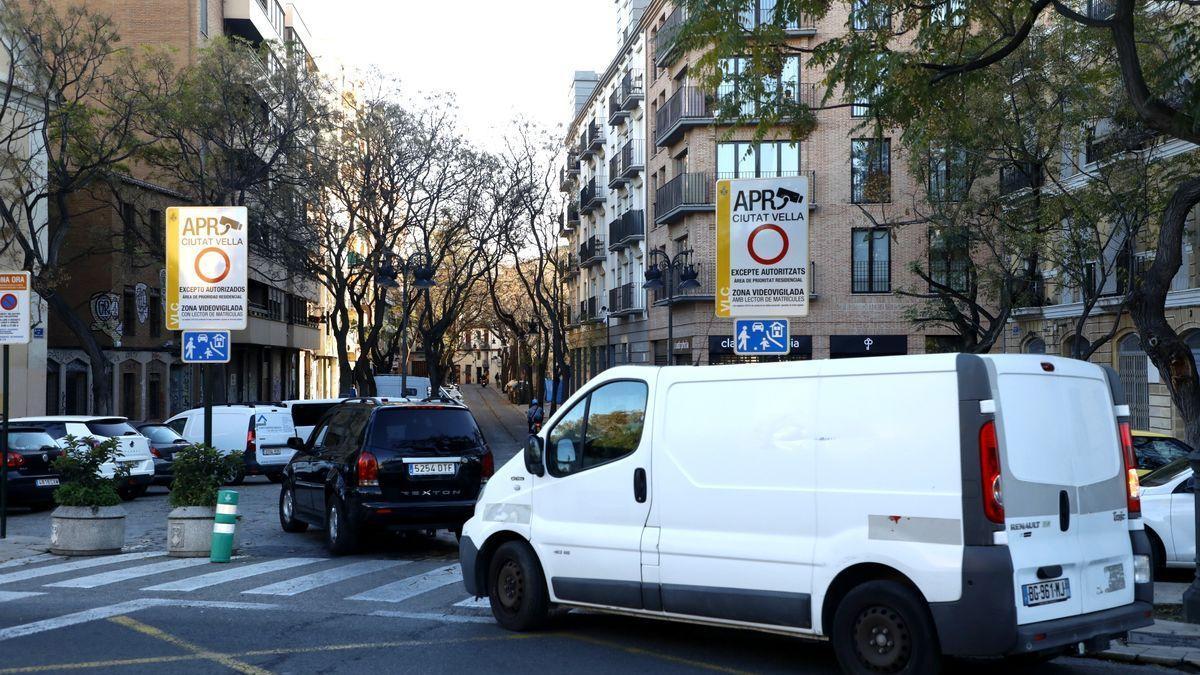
[
  {"x1": 52, "y1": 436, "x2": 127, "y2": 509},
  {"x1": 169, "y1": 444, "x2": 244, "y2": 508}
]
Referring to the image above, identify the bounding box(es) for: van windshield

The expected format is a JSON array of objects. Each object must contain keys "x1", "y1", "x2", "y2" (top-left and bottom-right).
[{"x1": 366, "y1": 408, "x2": 484, "y2": 454}]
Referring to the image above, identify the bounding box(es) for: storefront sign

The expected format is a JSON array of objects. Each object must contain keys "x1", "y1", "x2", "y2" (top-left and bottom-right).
[
  {"x1": 716, "y1": 177, "x2": 810, "y2": 318},
  {"x1": 829, "y1": 335, "x2": 907, "y2": 358}
]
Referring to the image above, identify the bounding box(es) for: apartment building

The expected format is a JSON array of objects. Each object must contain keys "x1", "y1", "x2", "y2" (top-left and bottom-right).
[
  {"x1": 45, "y1": 0, "x2": 337, "y2": 420},
  {"x1": 561, "y1": 0, "x2": 653, "y2": 387},
  {"x1": 632, "y1": 0, "x2": 939, "y2": 368}
]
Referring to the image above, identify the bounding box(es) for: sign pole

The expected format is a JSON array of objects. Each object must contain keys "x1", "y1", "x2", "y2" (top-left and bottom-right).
[
  {"x1": 202, "y1": 365, "x2": 212, "y2": 448},
  {"x1": 1, "y1": 345, "x2": 8, "y2": 539}
]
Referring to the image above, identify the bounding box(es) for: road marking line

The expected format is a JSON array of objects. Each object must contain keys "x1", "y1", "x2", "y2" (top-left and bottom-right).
[
  {"x1": 242, "y1": 558, "x2": 409, "y2": 597},
  {"x1": 453, "y1": 596, "x2": 490, "y2": 609},
  {"x1": 561, "y1": 633, "x2": 755, "y2": 674},
  {"x1": 0, "y1": 598, "x2": 277, "y2": 643},
  {"x1": 348, "y1": 564, "x2": 462, "y2": 603},
  {"x1": 110, "y1": 616, "x2": 270, "y2": 675},
  {"x1": 0, "y1": 552, "x2": 162, "y2": 586},
  {"x1": 0, "y1": 554, "x2": 62, "y2": 571},
  {"x1": 370, "y1": 610, "x2": 494, "y2": 624},
  {"x1": 141, "y1": 558, "x2": 323, "y2": 592},
  {"x1": 45, "y1": 557, "x2": 211, "y2": 589},
  {"x1": 0, "y1": 591, "x2": 43, "y2": 603},
  {"x1": 0, "y1": 654, "x2": 200, "y2": 673}
]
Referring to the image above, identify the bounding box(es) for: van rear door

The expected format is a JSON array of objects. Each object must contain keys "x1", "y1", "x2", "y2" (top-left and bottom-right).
[{"x1": 991, "y1": 358, "x2": 1133, "y2": 625}]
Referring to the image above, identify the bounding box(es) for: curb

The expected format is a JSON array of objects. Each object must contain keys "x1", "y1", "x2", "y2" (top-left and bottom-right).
[
  {"x1": 0, "y1": 535, "x2": 51, "y2": 564},
  {"x1": 1096, "y1": 642, "x2": 1200, "y2": 669}
]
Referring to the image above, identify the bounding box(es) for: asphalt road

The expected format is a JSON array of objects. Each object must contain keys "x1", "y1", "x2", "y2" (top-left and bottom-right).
[{"x1": 0, "y1": 387, "x2": 1185, "y2": 673}]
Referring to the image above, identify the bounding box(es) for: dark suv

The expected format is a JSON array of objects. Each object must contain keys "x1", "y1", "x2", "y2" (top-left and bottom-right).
[{"x1": 278, "y1": 400, "x2": 494, "y2": 554}]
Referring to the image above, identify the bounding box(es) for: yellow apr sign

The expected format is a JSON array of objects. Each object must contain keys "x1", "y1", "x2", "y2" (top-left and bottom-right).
[{"x1": 166, "y1": 207, "x2": 249, "y2": 331}]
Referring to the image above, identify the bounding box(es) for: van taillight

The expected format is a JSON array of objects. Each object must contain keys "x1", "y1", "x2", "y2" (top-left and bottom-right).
[
  {"x1": 357, "y1": 451, "x2": 379, "y2": 487},
  {"x1": 1119, "y1": 421, "x2": 1141, "y2": 516},
  {"x1": 979, "y1": 420, "x2": 1004, "y2": 524},
  {"x1": 481, "y1": 451, "x2": 494, "y2": 479},
  {"x1": 245, "y1": 430, "x2": 256, "y2": 455}
]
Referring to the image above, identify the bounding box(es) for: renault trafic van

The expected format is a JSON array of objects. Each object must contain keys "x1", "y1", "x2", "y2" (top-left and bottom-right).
[{"x1": 459, "y1": 354, "x2": 1153, "y2": 673}]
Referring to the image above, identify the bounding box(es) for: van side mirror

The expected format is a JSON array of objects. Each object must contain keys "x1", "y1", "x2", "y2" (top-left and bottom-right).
[
  {"x1": 524, "y1": 436, "x2": 545, "y2": 477},
  {"x1": 286, "y1": 437, "x2": 306, "y2": 451}
]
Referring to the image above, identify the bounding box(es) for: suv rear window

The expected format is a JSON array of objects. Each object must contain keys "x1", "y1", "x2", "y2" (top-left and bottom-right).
[
  {"x1": 291, "y1": 403, "x2": 339, "y2": 427},
  {"x1": 86, "y1": 420, "x2": 139, "y2": 437},
  {"x1": 366, "y1": 408, "x2": 484, "y2": 454}
]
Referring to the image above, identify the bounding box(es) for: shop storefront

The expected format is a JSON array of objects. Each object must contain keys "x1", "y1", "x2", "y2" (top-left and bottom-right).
[
  {"x1": 708, "y1": 335, "x2": 813, "y2": 365},
  {"x1": 829, "y1": 335, "x2": 908, "y2": 359}
]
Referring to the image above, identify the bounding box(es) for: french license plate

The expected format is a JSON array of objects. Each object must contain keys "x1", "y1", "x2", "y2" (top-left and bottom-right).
[
  {"x1": 409, "y1": 462, "x2": 456, "y2": 476},
  {"x1": 35, "y1": 478, "x2": 59, "y2": 487},
  {"x1": 262, "y1": 447, "x2": 281, "y2": 456},
  {"x1": 1023, "y1": 578, "x2": 1071, "y2": 607}
]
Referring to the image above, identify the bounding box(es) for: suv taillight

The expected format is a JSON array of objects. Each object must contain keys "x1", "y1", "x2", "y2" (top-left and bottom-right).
[
  {"x1": 979, "y1": 420, "x2": 1004, "y2": 524},
  {"x1": 1119, "y1": 421, "x2": 1141, "y2": 516},
  {"x1": 5, "y1": 452, "x2": 24, "y2": 469},
  {"x1": 481, "y1": 450, "x2": 494, "y2": 479},
  {"x1": 357, "y1": 451, "x2": 379, "y2": 487}
]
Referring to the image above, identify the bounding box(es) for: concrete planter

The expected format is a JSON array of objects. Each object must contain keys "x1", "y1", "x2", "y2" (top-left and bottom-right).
[
  {"x1": 167, "y1": 507, "x2": 216, "y2": 558},
  {"x1": 49, "y1": 506, "x2": 126, "y2": 556}
]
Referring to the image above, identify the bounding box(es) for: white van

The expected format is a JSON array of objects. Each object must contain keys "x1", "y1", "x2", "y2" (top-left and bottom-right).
[
  {"x1": 459, "y1": 354, "x2": 1154, "y2": 673},
  {"x1": 165, "y1": 404, "x2": 297, "y2": 482},
  {"x1": 375, "y1": 375, "x2": 429, "y2": 400}
]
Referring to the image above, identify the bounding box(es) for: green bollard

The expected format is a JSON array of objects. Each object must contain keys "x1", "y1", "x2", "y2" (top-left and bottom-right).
[{"x1": 211, "y1": 489, "x2": 239, "y2": 563}]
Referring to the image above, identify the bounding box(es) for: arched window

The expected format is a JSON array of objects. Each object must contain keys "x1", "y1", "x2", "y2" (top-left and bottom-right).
[
  {"x1": 1186, "y1": 331, "x2": 1200, "y2": 372},
  {"x1": 1024, "y1": 336, "x2": 1046, "y2": 354},
  {"x1": 1117, "y1": 334, "x2": 1150, "y2": 428},
  {"x1": 1062, "y1": 335, "x2": 1091, "y2": 359}
]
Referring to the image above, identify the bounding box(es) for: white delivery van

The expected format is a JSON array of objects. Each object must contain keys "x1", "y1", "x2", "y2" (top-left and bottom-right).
[
  {"x1": 165, "y1": 404, "x2": 297, "y2": 483},
  {"x1": 375, "y1": 375, "x2": 429, "y2": 400},
  {"x1": 459, "y1": 354, "x2": 1154, "y2": 673}
]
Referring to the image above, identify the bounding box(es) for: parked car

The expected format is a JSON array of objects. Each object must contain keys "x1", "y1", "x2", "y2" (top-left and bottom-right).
[
  {"x1": 1131, "y1": 430, "x2": 1193, "y2": 476},
  {"x1": 1140, "y1": 458, "x2": 1195, "y2": 571},
  {"x1": 282, "y1": 398, "x2": 395, "y2": 445},
  {"x1": 278, "y1": 399, "x2": 494, "y2": 555},
  {"x1": 11, "y1": 416, "x2": 154, "y2": 501},
  {"x1": 460, "y1": 355, "x2": 1153, "y2": 672},
  {"x1": 133, "y1": 422, "x2": 191, "y2": 486},
  {"x1": 2, "y1": 426, "x2": 63, "y2": 510},
  {"x1": 165, "y1": 404, "x2": 296, "y2": 483}
]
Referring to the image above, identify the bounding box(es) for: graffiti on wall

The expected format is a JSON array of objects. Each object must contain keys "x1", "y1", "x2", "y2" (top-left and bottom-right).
[
  {"x1": 89, "y1": 292, "x2": 122, "y2": 347},
  {"x1": 135, "y1": 283, "x2": 149, "y2": 324}
]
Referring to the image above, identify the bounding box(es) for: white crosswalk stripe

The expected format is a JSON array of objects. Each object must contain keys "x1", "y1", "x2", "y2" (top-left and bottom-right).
[
  {"x1": 0, "y1": 553, "x2": 62, "y2": 571},
  {"x1": 242, "y1": 559, "x2": 410, "y2": 597},
  {"x1": 347, "y1": 564, "x2": 462, "y2": 603},
  {"x1": 45, "y1": 557, "x2": 211, "y2": 589},
  {"x1": 0, "y1": 591, "x2": 44, "y2": 603},
  {"x1": 0, "y1": 551, "x2": 162, "y2": 586},
  {"x1": 453, "y1": 596, "x2": 490, "y2": 609},
  {"x1": 141, "y1": 558, "x2": 324, "y2": 592}
]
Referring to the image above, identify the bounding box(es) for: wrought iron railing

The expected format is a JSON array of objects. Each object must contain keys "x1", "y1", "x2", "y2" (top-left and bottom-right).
[{"x1": 655, "y1": 172, "x2": 714, "y2": 224}]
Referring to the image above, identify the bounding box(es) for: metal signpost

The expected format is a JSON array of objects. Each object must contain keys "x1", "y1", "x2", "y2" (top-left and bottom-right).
[
  {"x1": 0, "y1": 272, "x2": 32, "y2": 539},
  {"x1": 167, "y1": 207, "x2": 248, "y2": 448},
  {"x1": 716, "y1": 176, "x2": 810, "y2": 319},
  {"x1": 733, "y1": 319, "x2": 791, "y2": 357}
]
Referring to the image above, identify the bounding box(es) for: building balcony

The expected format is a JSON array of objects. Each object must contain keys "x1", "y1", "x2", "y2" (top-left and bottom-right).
[
  {"x1": 578, "y1": 296, "x2": 601, "y2": 324},
  {"x1": 580, "y1": 176, "x2": 607, "y2": 213},
  {"x1": 654, "y1": 6, "x2": 685, "y2": 68},
  {"x1": 609, "y1": 282, "x2": 645, "y2": 317},
  {"x1": 609, "y1": 210, "x2": 645, "y2": 251},
  {"x1": 224, "y1": 0, "x2": 285, "y2": 45},
  {"x1": 581, "y1": 122, "x2": 605, "y2": 160},
  {"x1": 619, "y1": 139, "x2": 645, "y2": 180},
  {"x1": 608, "y1": 89, "x2": 630, "y2": 126},
  {"x1": 716, "y1": 169, "x2": 817, "y2": 207},
  {"x1": 608, "y1": 155, "x2": 627, "y2": 189},
  {"x1": 579, "y1": 237, "x2": 607, "y2": 267},
  {"x1": 713, "y1": 82, "x2": 818, "y2": 119},
  {"x1": 651, "y1": 260, "x2": 715, "y2": 306},
  {"x1": 563, "y1": 254, "x2": 580, "y2": 278},
  {"x1": 620, "y1": 70, "x2": 644, "y2": 110},
  {"x1": 560, "y1": 204, "x2": 580, "y2": 235},
  {"x1": 655, "y1": 172, "x2": 714, "y2": 225},
  {"x1": 559, "y1": 167, "x2": 576, "y2": 193},
  {"x1": 654, "y1": 87, "x2": 712, "y2": 148},
  {"x1": 1000, "y1": 162, "x2": 1045, "y2": 195}
]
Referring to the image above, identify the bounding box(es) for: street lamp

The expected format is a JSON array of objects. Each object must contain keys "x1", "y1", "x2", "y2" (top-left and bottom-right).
[
  {"x1": 600, "y1": 305, "x2": 613, "y2": 370},
  {"x1": 643, "y1": 249, "x2": 701, "y2": 365},
  {"x1": 377, "y1": 252, "x2": 436, "y2": 399}
]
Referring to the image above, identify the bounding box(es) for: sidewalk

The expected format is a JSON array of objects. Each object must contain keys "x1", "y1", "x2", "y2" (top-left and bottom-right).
[
  {"x1": 1102, "y1": 619, "x2": 1200, "y2": 668},
  {"x1": 0, "y1": 535, "x2": 50, "y2": 565}
]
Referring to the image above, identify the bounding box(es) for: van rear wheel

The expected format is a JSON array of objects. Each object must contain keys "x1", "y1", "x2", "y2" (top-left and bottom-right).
[
  {"x1": 488, "y1": 541, "x2": 549, "y2": 631},
  {"x1": 831, "y1": 580, "x2": 940, "y2": 675}
]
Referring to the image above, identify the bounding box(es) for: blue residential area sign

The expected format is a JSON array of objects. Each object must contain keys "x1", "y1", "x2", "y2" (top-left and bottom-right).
[
  {"x1": 182, "y1": 330, "x2": 232, "y2": 364},
  {"x1": 733, "y1": 319, "x2": 791, "y2": 356}
]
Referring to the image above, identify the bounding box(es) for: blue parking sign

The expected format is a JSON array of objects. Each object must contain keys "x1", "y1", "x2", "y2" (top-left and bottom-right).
[
  {"x1": 181, "y1": 330, "x2": 232, "y2": 364},
  {"x1": 733, "y1": 319, "x2": 791, "y2": 356}
]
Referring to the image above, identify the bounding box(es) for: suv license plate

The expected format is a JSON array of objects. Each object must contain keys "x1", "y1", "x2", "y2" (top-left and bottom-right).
[
  {"x1": 1023, "y1": 578, "x2": 1071, "y2": 607},
  {"x1": 35, "y1": 478, "x2": 60, "y2": 487},
  {"x1": 409, "y1": 462, "x2": 456, "y2": 476}
]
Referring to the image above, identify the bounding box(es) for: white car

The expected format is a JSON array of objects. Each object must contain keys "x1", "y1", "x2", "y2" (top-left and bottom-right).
[
  {"x1": 166, "y1": 404, "x2": 297, "y2": 483},
  {"x1": 1140, "y1": 459, "x2": 1196, "y2": 570},
  {"x1": 460, "y1": 354, "x2": 1153, "y2": 670},
  {"x1": 12, "y1": 416, "x2": 155, "y2": 501}
]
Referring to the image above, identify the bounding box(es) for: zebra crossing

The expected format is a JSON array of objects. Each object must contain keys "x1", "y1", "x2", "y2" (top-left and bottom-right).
[{"x1": 0, "y1": 550, "x2": 490, "y2": 623}]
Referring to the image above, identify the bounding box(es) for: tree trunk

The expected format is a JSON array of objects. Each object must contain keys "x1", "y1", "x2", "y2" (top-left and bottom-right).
[
  {"x1": 1128, "y1": 178, "x2": 1200, "y2": 449},
  {"x1": 44, "y1": 289, "x2": 113, "y2": 415}
]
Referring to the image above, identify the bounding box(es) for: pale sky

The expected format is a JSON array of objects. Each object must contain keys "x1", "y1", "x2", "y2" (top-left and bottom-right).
[{"x1": 295, "y1": 0, "x2": 620, "y2": 147}]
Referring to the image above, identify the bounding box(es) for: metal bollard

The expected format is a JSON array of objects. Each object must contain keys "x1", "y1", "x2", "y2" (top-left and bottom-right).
[{"x1": 211, "y1": 489, "x2": 238, "y2": 563}]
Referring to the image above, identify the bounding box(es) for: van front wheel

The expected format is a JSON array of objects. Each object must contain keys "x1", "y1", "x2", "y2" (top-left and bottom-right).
[
  {"x1": 831, "y1": 580, "x2": 940, "y2": 675},
  {"x1": 487, "y1": 541, "x2": 549, "y2": 631}
]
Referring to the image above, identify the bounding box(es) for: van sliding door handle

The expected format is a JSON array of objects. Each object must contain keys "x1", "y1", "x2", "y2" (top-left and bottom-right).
[
  {"x1": 633, "y1": 468, "x2": 647, "y2": 503},
  {"x1": 1059, "y1": 490, "x2": 1070, "y2": 532}
]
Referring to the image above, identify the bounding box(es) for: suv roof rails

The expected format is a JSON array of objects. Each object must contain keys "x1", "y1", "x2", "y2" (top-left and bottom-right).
[
  {"x1": 228, "y1": 402, "x2": 286, "y2": 409},
  {"x1": 344, "y1": 397, "x2": 384, "y2": 405},
  {"x1": 419, "y1": 395, "x2": 463, "y2": 406}
]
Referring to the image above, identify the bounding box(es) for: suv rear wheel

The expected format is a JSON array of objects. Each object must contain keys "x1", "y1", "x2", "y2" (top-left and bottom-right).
[
  {"x1": 278, "y1": 483, "x2": 308, "y2": 533},
  {"x1": 488, "y1": 541, "x2": 549, "y2": 631},
  {"x1": 324, "y1": 495, "x2": 358, "y2": 555},
  {"x1": 831, "y1": 580, "x2": 940, "y2": 675}
]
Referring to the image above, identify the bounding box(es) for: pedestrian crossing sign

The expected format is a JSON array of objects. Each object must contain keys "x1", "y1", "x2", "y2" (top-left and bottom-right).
[{"x1": 733, "y1": 319, "x2": 791, "y2": 356}]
